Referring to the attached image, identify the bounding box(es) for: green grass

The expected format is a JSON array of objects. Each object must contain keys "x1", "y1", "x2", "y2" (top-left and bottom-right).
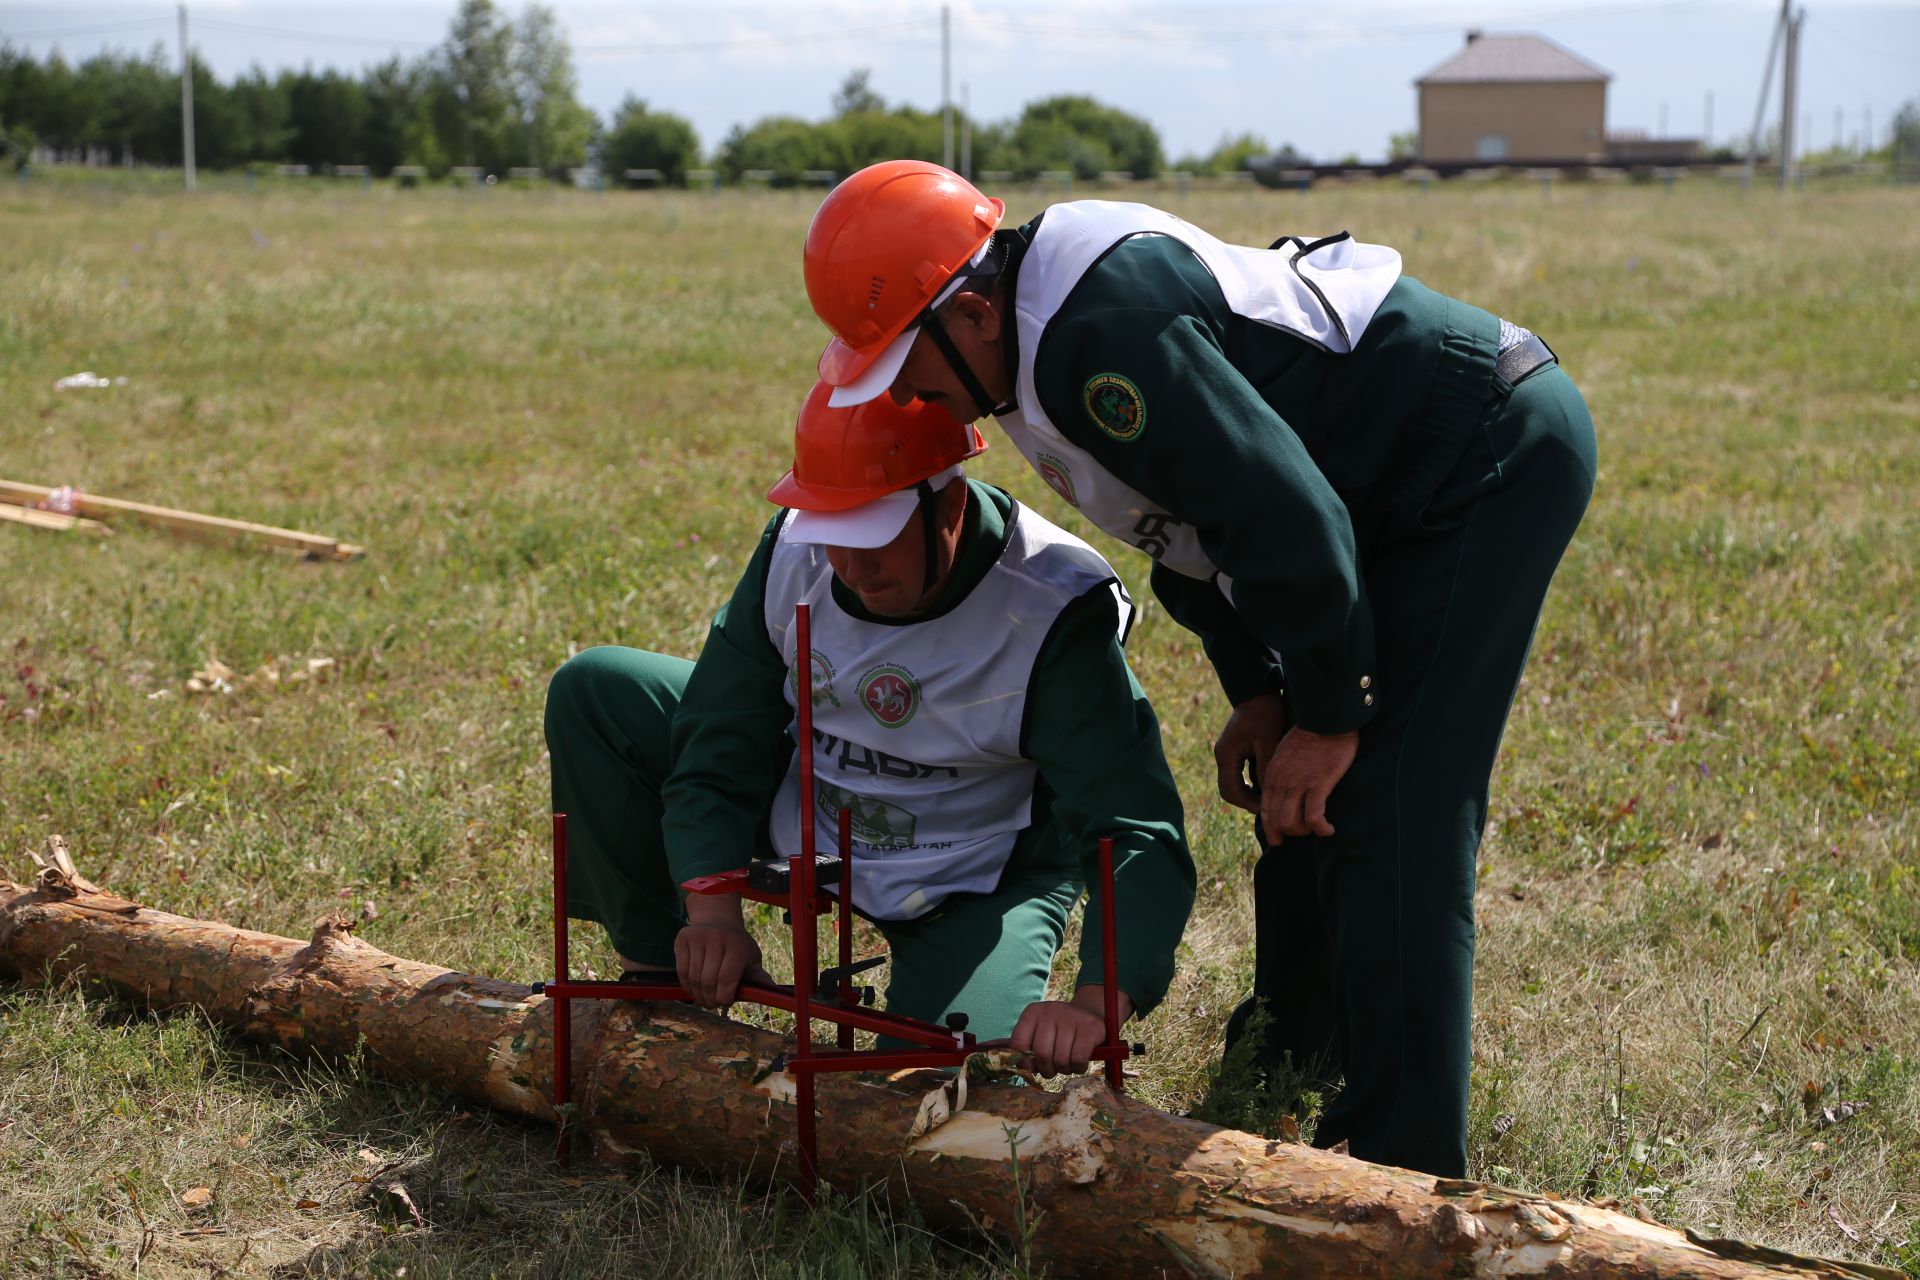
[{"x1": 2, "y1": 171, "x2": 1917, "y2": 1277}]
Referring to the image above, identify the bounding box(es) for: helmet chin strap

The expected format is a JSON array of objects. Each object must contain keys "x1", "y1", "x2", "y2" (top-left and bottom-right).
[
  {"x1": 914, "y1": 478, "x2": 942, "y2": 597},
  {"x1": 921, "y1": 310, "x2": 1000, "y2": 424}
]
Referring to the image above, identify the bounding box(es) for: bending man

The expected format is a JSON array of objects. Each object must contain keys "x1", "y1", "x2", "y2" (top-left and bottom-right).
[{"x1": 803, "y1": 160, "x2": 1597, "y2": 1173}]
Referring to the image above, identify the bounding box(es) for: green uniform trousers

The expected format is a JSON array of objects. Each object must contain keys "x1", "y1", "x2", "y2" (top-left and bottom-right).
[
  {"x1": 543, "y1": 645, "x2": 1083, "y2": 1041},
  {"x1": 1225, "y1": 362, "x2": 1597, "y2": 1177}
]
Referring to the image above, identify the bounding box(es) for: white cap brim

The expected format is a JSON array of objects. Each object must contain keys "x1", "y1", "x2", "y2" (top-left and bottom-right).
[
  {"x1": 826, "y1": 324, "x2": 918, "y2": 409},
  {"x1": 824, "y1": 263, "x2": 987, "y2": 409},
  {"x1": 784, "y1": 465, "x2": 965, "y2": 548}
]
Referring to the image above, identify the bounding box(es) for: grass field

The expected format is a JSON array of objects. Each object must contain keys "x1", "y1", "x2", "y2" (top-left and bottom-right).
[{"x1": 2, "y1": 171, "x2": 1917, "y2": 1278}]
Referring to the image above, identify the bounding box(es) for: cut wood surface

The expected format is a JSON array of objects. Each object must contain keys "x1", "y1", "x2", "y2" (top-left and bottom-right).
[
  {"x1": 0, "y1": 501, "x2": 111, "y2": 534},
  {"x1": 0, "y1": 862, "x2": 1896, "y2": 1280},
  {"x1": 0, "y1": 480, "x2": 362, "y2": 559}
]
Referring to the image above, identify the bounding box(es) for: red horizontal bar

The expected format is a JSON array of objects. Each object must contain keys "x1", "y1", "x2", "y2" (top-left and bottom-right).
[
  {"x1": 540, "y1": 983, "x2": 1134, "y2": 1076},
  {"x1": 787, "y1": 1049, "x2": 976, "y2": 1073},
  {"x1": 539, "y1": 980, "x2": 691, "y2": 1001},
  {"x1": 537, "y1": 980, "x2": 974, "y2": 1052},
  {"x1": 679, "y1": 871, "x2": 833, "y2": 913},
  {"x1": 789, "y1": 1044, "x2": 1133, "y2": 1074}
]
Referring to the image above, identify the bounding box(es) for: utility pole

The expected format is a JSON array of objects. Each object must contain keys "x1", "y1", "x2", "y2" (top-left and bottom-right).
[
  {"x1": 1742, "y1": 0, "x2": 1788, "y2": 186},
  {"x1": 1704, "y1": 91, "x2": 1713, "y2": 149},
  {"x1": 941, "y1": 5, "x2": 953, "y2": 170},
  {"x1": 960, "y1": 81, "x2": 972, "y2": 179},
  {"x1": 178, "y1": 3, "x2": 196, "y2": 191},
  {"x1": 1777, "y1": 5, "x2": 1801, "y2": 189}
]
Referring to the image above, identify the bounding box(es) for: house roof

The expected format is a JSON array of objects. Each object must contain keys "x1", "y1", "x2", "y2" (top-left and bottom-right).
[{"x1": 1416, "y1": 33, "x2": 1611, "y2": 85}]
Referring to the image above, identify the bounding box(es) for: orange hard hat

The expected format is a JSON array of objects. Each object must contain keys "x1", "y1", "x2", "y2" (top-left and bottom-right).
[
  {"x1": 804, "y1": 160, "x2": 1005, "y2": 392},
  {"x1": 770, "y1": 381, "x2": 987, "y2": 512}
]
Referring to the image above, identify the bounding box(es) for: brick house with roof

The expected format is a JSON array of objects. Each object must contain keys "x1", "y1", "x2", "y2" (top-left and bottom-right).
[{"x1": 1415, "y1": 31, "x2": 1611, "y2": 165}]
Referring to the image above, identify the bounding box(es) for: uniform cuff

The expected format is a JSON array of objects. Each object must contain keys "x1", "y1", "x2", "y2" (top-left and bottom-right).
[{"x1": 1285, "y1": 670, "x2": 1379, "y2": 734}]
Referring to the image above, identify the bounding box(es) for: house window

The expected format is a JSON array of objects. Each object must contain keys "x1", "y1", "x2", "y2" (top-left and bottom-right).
[{"x1": 1476, "y1": 134, "x2": 1509, "y2": 160}]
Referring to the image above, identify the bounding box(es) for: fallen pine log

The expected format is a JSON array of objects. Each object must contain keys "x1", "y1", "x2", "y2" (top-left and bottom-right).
[{"x1": 0, "y1": 852, "x2": 1896, "y2": 1280}]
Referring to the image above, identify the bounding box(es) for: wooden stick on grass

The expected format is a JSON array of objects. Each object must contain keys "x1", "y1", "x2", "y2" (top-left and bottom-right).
[
  {"x1": 0, "y1": 502, "x2": 112, "y2": 535},
  {"x1": 0, "y1": 479, "x2": 362, "y2": 560}
]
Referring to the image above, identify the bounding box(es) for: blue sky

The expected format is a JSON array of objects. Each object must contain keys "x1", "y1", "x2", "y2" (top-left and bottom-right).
[{"x1": 2, "y1": 1, "x2": 1915, "y2": 162}]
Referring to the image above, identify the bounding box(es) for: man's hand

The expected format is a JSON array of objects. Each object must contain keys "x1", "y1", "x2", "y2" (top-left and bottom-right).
[
  {"x1": 1009, "y1": 985, "x2": 1136, "y2": 1078},
  {"x1": 1259, "y1": 726, "x2": 1360, "y2": 841},
  {"x1": 1214, "y1": 691, "x2": 1290, "y2": 812},
  {"x1": 675, "y1": 893, "x2": 769, "y2": 1008}
]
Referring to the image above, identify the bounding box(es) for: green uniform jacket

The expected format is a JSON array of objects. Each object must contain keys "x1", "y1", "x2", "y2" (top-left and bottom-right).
[
  {"x1": 659, "y1": 480, "x2": 1197, "y2": 1014},
  {"x1": 1012, "y1": 220, "x2": 1504, "y2": 732}
]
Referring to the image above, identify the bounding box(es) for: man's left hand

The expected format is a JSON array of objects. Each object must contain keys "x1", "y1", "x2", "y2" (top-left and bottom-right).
[
  {"x1": 1260, "y1": 726, "x2": 1360, "y2": 841},
  {"x1": 1009, "y1": 985, "x2": 1135, "y2": 1078}
]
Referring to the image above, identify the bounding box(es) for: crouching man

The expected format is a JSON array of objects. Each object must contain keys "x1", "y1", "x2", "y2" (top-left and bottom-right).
[{"x1": 543, "y1": 384, "x2": 1195, "y2": 1075}]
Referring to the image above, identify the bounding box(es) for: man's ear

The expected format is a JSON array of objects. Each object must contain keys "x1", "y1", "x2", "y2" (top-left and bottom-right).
[
  {"x1": 939, "y1": 475, "x2": 969, "y2": 531},
  {"x1": 948, "y1": 291, "x2": 1003, "y2": 344}
]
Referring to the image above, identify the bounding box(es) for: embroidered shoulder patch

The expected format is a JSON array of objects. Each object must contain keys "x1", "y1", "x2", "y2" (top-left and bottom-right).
[{"x1": 1082, "y1": 373, "x2": 1146, "y2": 442}]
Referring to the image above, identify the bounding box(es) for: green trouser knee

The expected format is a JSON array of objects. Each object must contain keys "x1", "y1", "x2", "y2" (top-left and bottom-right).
[
  {"x1": 1228, "y1": 364, "x2": 1597, "y2": 1178},
  {"x1": 874, "y1": 870, "x2": 1079, "y2": 1042},
  {"x1": 543, "y1": 644, "x2": 1079, "y2": 1041},
  {"x1": 545, "y1": 645, "x2": 699, "y2": 968}
]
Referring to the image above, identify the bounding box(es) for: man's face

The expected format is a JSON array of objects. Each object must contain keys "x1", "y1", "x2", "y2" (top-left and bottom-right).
[
  {"x1": 826, "y1": 513, "x2": 933, "y2": 618},
  {"x1": 887, "y1": 328, "x2": 972, "y2": 416},
  {"x1": 823, "y1": 480, "x2": 966, "y2": 618},
  {"x1": 884, "y1": 293, "x2": 1007, "y2": 419}
]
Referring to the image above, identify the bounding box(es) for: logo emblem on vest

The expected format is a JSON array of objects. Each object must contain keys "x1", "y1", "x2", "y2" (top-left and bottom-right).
[
  {"x1": 1034, "y1": 451, "x2": 1079, "y2": 507},
  {"x1": 1082, "y1": 373, "x2": 1146, "y2": 442},
  {"x1": 816, "y1": 780, "x2": 917, "y2": 850},
  {"x1": 791, "y1": 648, "x2": 841, "y2": 708},
  {"x1": 857, "y1": 663, "x2": 920, "y2": 728}
]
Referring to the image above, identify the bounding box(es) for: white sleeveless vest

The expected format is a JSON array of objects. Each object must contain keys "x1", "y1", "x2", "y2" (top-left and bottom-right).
[
  {"x1": 762, "y1": 498, "x2": 1131, "y2": 921},
  {"x1": 996, "y1": 201, "x2": 1403, "y2": 586}
]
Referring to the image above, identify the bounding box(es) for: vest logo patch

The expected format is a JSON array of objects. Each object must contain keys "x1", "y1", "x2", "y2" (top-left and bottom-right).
[
  {"x1": 1082, "y1": 373, "x2": 1146, "y2": 442},
  {"x1": 816, "y1": 780, "x2": 917, "y2": 850},
  {"x1": 1034, "y1": 451, "x2": 1079, "y2": 507},
  {"x1": 791, "y1": 648, "x2": 841, "y2": 708},
  {"x1": 857, "y1": 663, "x2": 920, "y2": 728}
]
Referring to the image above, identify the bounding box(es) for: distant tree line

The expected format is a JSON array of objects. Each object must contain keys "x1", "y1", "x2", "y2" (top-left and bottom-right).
[
  {"x1": 0, "y1": 3, "x2": 1285, "y2": 185},
  {"x1": 0, "y1": 0, "x2": 590, "y2": 177},
  {"x1": 707, "y1": 70, "x2": 1166, "y2": 184}
]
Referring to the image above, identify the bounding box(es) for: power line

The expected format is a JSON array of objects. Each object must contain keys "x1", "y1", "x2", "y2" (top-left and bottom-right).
[
  {"x1": 1801, "y1": 25, "x2": 1873, "y2": 102},
  {"x1": 572, "y1": 21, "x2": 928, "y2": 55},
  {"x1": 192, "y1": 18, "x2": 438, "y2": 52},
  {"x1": 961, "y1": 0, "x2": 1711, "y2": 45},
  {"x1": 183, "y1": 14, "x2": 928, "y2": 57},
  {"x1": 1810, "y1": 13, "x2": 1918, "y2": 66},
  {"x1": 0, "y1": 16, "x2": 170, "y2": 41}
]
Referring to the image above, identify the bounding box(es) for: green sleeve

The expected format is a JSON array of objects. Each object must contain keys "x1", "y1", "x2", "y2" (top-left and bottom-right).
[
  {"x1": 1033, "y1": 268, "x2": 1379, "y2": 734},
  {"x1": 1023, "y1": 587, "x2": 1195, "y2": 1018},
  {"x1": 661, "y1": 516, "x2": 792, "y2": 884},
  {"x1": 1147, "y1": 561, "x2": 1284, "y2": 707}
]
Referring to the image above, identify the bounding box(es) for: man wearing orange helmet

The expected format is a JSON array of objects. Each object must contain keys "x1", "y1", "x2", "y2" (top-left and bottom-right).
[
  {"x1": 543, "y1": 383, "x2": 1195, "y2": 1075},
  {"x1": 804, "y1": 159, "x2": 1597, "y2": 1176}
]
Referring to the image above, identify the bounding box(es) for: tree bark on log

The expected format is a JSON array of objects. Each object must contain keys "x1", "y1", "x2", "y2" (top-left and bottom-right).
[{"x1": 0, "y1": 869, "x2": 1894, "y2": 1280}]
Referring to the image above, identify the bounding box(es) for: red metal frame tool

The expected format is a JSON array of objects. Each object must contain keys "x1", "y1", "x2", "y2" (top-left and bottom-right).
[{"x1": 534, "y1": 603, "x2": 1142, "y2": 1201}]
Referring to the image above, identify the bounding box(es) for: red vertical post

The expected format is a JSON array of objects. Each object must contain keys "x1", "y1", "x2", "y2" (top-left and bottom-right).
[
  {"x1": 1099, "y1": 835, "x2": 1123, "y2": 1093},
  {"x1": 837, "y1": 806, "x2": 854, "y2": 1049},
  {"x1": 553, "y1": 811, "x2": 573, "y2": 1164},
  {"x1": 791, "y1": 604, "x2": 819, "y2": 1203}
]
